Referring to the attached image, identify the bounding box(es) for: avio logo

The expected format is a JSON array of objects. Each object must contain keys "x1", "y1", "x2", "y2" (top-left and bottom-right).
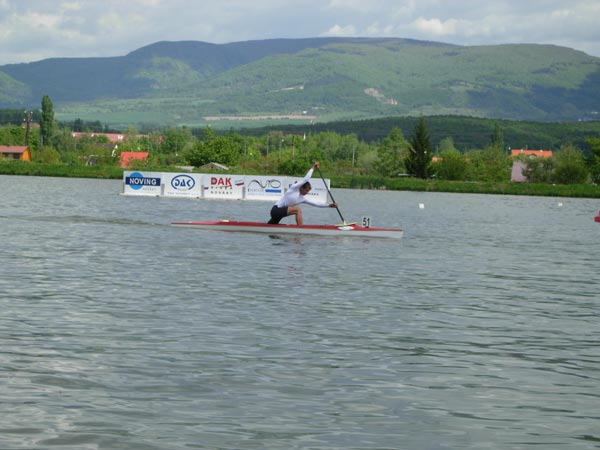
[
  {"x1": 248, "y1": 179, "x2": 282, "y2": 193},
  {"x1": 171, "y1": 174, "x2": 195, "y2": 191},
  {"x1": 125, "y1": 172, "x2": 161, "y2": 190}
]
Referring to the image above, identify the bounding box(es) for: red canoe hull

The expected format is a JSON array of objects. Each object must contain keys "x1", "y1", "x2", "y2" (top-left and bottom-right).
[{"x1": 172, "y1": 220, "x2": 403, "y2": 239}]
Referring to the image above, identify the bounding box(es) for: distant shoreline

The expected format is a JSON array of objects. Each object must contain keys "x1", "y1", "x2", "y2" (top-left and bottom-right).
[
  {"x1": 202, "y1": 114, "x2": 317, "y2": 121},
  {"x1": 2, "y1": 161, "x2": 599, "y2": 199}
]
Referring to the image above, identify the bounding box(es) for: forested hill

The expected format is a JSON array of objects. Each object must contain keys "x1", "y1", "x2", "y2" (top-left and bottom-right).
[
  {"x1": 243, "y1": 115, "x2": 600, "y2": 151},
  {"x1": 1, "y1": 37, "x2": 599, "y2": 126}
]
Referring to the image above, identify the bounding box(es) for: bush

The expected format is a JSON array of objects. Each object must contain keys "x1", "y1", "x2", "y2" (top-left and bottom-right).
[
  {"x1": 434, "y1": 149, "x2": 467, "y2": 180},
  {"x1": 522, "y1": 157, "x2": 555, "y2": 183},
  {"x1": 34, "y1": 146, "x2": 61, "y2": 164},
  {"x1": 553, "y1": 145, "x2": 589, "y2": 184},
  {"x1": 465, "y1": 146, "x2": 511, "y2": 181}
]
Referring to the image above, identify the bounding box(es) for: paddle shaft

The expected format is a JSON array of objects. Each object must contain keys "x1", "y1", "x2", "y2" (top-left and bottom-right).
[{"x1": 316, "y1": 166, "x2": 346, "y2": 224}]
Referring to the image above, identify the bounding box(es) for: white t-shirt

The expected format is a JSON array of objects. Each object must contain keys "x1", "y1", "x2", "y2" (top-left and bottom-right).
[{"x1": 275, "y1": 168, "x2": 329, "y2": 208}]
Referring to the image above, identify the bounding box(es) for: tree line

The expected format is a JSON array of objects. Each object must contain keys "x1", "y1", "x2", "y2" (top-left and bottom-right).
[{"x1": 1, "y1": 97, "x2": 600, "y2": 185}]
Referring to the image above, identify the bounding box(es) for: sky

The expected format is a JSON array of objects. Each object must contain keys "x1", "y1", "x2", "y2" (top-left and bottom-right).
[{"x1": 1, "y1": 0, "x2": 599, "y2": 64}]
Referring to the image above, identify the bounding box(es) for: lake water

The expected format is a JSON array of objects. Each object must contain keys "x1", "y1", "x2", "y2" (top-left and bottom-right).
[{"x1": 1, "y1": 175, "x2": 599, "y2": 450}]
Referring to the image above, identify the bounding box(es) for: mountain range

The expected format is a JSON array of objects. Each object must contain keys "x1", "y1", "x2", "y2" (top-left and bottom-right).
[{"x1": 1, "y1": 37, "x2": 599, "y2": 128}]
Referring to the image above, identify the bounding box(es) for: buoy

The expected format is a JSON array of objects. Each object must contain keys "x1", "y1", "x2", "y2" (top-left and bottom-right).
[
  {"x1": 419, "y1": 203, "x2": 425, "y2": 209},
  {"x1": 595, "y1": 211, "x2": 600, "y2": 222}
]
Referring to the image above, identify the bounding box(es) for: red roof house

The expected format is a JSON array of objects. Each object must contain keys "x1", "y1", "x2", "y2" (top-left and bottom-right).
[
  {"x1": 120, "y1": 151, "x2": 149, "y2": 168},
  {"x1": 510, "y1": 149, "x2": 553, "y2": 182},
  {"x1": 0, "y1": 145, "x2": 32, "y2": 161},
  {"x1": 510, "y1": 149, "x2": 553, "y2": 158}
]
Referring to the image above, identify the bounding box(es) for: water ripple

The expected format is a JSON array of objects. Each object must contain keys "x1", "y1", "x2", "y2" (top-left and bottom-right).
[{"x1": 1, "y1": 177, "x2": 599, "y2": 449}]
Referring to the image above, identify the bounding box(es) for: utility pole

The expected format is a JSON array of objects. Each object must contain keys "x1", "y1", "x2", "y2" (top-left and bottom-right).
[
  {"x1": 266, "y1": 135, "x2": 269, "y2": 168},
  {"x1": 292, "y1": 135, "x2": 295, "y2": 159},
  {"x1": 24, "y1": 110, "x2": 32, "y2": 146}
]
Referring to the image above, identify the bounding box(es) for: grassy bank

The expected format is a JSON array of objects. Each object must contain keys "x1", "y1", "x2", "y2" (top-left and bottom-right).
[
  {"x1": 333, "y1": 175, "x2": 600, "y2": 198},
  {"x1": 0, "y1": 161, "x2": 124, "y2": 179},
  {"x1": 2, "y1": 160, "x2": 599, "y2": 198}
]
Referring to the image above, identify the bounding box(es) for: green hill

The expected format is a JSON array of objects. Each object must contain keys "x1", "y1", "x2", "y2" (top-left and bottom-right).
[
  {"x1": 243, "y1": 115, "x2": 600, "y2": 151},
  {"x1": 1, "y1": 37, "x2": 599, "y2": 127}
]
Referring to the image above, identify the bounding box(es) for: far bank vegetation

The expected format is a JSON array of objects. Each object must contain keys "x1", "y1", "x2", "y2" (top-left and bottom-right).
[{"x1": 2, "y1": 101, "x2": 600, "y2": 197}]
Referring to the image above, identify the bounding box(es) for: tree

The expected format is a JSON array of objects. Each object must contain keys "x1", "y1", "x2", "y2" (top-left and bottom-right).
[
  {"x1": 292, "y1": 132, "x2": 326, "y2": 165},
  {"x1": 375, "y1": 127, "x2": 409, "y2": 177},
  {"x1": 160, "y1": 127, "x2": 195, "y2": 154},
  {"x1": 437, "y1": 136, "x2": 457, "y2": 153},
  {"x1": 35, "y1": 146, "x2": 61, "y2": 164},
  {"x1": 585, "y1": 137, "x2": 600, "y2": 184},
  {"x1": 40, "y1": 95, "x2": 54, "y2": 146},
  {"x1": 553, "y1": 144, "x2": 589, "y2": 184},
  {"x1": 73, "y1": 118, "x2": 84, "y2": 132},
  {"x1": 335, "y1": 134, "x2": 361, "y2": 163},
  {"x1": 465, "y1": 146, "x2": 511, "y2": 181},
  {"x1": 184, "y1": 135, "x2": 243, "y2": 167},
  {"x1": 521, "y1": 156, "x2": 555, "y2": 183},
  {"x1": 434, "y1": 149, "x2": 467, "y2": 180},
  {"x1": 405, "y1": 117, "x2": 432, "y2": 179},
  {"x1": 0, "y1": 125, "x2": 26, "y2": 146},
  {"x1": 277, "y1": 158, "x2": 309, "y2": 175},
  {"x1": 490, "y1": 122, "x2": 504, "y2": 151}
]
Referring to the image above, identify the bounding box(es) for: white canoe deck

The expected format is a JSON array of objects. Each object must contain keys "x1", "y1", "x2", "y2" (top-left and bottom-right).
[{"x1": 171, "y1": 220, "x2": 403, "y2": 239}]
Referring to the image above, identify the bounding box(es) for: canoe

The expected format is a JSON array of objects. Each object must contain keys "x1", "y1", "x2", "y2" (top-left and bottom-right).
[{"x1": 171, "y1": 220, "x2": 403, "y2": 239}]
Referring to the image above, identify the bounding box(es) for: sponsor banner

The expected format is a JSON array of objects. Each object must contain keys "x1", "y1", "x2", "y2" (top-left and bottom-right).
[
  {"x1": 122, "y1": 171, "x2": 331, "y2": 202},
  {"x1": 285, "y1": 176, "x2": 329, "y2": 203},
  {"x1": 203, "y1": 175, "x2": 245, "y2": 199},
  {"x1": 123, "y1": 171, "x2": 162, "y2": 196},
  {"x1": 244, "y1": 176, "x2": 286, "y2": 201},
  {"x1": 162, "y1": 173, "x2": 203, "y2": 197}
]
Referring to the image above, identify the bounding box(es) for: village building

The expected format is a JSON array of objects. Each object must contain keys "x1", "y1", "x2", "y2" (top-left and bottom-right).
[
  {"x1": 0, "y1": 145, "x2": 32, "y2": 161},
  {"x1": 120, "y1": 151, "x2": 149, "y2": 168},
  {"x1": 71, "y1": 132, "x2": 127, "y2": 143},
  {"x1": 71, "y1": 132, "x2": 155, "y2": 167},
  {"x1": 510, "y1": 149, "x2": 553, "y2": 159},
  {"x1": 510, "y1": 148, "x2": 553, "y2": 182},
  {"x1": 198, "y1": 162, "x2": 229, "y2": 171}
]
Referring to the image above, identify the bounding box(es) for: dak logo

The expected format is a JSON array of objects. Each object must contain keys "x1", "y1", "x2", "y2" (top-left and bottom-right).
[{"x1": 211, "y1": 177, "x2": 232, "y2": 187}]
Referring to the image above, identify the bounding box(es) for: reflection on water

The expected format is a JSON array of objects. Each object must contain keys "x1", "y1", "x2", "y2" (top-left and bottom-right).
[{"x1": 1, "y1": 175, "x2": 599, "y2": 449}]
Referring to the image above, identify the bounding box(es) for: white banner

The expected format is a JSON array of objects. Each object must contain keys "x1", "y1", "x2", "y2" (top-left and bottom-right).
[
  {"x1": 244, "y1": 175, "x2": 286, "y2": 201},
  {"x1": 162, "y1": 173, "x2": 204, "y2": 198},
  {"x1": 123, "y1": 171, "x2": 162, "y2": 196},
  {"x1": 203, "y1": 175, "x2": 245, "y2": 199},
  {"x1": 122, "y1": 171, "x2": 331, "y2": 202}
]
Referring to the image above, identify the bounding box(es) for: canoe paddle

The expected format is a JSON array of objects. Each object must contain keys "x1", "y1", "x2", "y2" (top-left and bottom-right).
[{"x1": 316, "y1": 165, "x2": 348, "y2": 226}]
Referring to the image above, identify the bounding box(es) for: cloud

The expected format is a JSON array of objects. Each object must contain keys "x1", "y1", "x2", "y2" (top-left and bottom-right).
[
  {"x1": 412, "y1": 17, "x2": 460, "y2": 37},
  {"x1": 0, "y1": 0, "x2": 598, "y2": 64},
  {"x1": 323, "y1": 24, "x2": 357, "y2": 37}
]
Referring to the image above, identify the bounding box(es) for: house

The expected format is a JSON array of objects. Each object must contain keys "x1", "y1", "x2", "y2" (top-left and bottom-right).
[
  {"x1": 120, "y1": 151, "x2": 148, "y2": 168},
  {"x1": 510, "y1": 149, "x2": 553, "y2": 159},
  {"x1": 199, "y1": 162, "x2": 229, "y2": 171},
  {"x1": 511, "y1": 162, "x2": 529, "y2": 182},
  {"x1": 72, "y1": 132, "x2": 126, "y2": 143},
  {"x1": 510, "y1": 148, "x2": 553, "y2": 182},
  {"x1": 72, "y1": 132, "x2": 152, "y2": 144},
  {"x1": 0, "y1": 145, "x2": 32, "y2": 161}
]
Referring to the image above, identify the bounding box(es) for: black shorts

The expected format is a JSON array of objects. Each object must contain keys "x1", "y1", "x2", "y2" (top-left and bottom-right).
[{"x1": 268, "y1": 205, "x2": 288, "y2": 224}]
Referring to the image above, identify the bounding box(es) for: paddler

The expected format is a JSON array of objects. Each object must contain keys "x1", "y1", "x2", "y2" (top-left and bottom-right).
[{"x1": 268, "y1": 161, "x2": 337, "y2": 225}]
